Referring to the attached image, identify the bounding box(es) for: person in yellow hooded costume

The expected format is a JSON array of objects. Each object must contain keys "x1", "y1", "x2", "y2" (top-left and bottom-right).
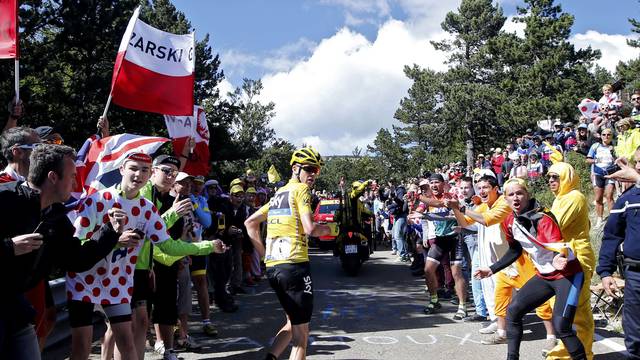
[{"x1": 545, "y1": 162, "x2": 595, "y2": 360}]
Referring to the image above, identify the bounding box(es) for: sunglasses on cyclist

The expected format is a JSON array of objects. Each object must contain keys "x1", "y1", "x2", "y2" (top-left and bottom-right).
[{"x1": 300, "y1": 165, "x2": 320, "y2": 174}]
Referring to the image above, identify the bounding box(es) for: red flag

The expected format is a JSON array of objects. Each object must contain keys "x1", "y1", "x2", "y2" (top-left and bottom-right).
[
  {"x1": 164, "y1": 105, "x2": 210, "y2": 176},
  {"x1": 110, "y1": 7, "x2": 194, "y2": 116},
  {"x1": 0, "y1": 0, "x2": 19, "y2": 59}
]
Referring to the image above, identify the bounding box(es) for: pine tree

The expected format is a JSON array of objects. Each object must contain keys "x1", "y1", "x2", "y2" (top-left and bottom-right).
[{"x1": 497, "y1": 0, "x2": 601, "y2": 127}]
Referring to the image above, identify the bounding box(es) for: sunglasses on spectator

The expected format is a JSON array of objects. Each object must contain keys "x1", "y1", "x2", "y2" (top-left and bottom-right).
[
  {"x1": 632, "y1": 97, "x2": 640, "y2": 101},
  {"x1": 45, "y1": 138, "x2": 64, "y2": 145},
  {"x1": 12, "y1": 142, "x2": 42, "y2": 150},
  {"x1": 155, "y1": 166, "x2": 178, "y2": 177},
  {"x1": 300, "y1": 165, "x2": 320, "y2": 174},
  {"x1": 547, "y1": 174, "x2": 560, "y2": 181}
]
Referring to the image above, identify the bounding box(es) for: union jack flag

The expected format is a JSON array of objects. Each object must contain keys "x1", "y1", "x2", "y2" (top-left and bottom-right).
[{"x1": 72, "y1": 133, "x2": 169, "y2": 202}]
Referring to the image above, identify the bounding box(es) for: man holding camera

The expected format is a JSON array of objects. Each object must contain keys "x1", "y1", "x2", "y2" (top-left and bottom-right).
[{"x1": 598, "y1": 146, "x2": 640, "y2": 359}]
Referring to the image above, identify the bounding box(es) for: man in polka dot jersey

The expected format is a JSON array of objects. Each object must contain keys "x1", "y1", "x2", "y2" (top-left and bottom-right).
[{"x1": 65, "y1": 152, "x2": 222, "y2": 360}]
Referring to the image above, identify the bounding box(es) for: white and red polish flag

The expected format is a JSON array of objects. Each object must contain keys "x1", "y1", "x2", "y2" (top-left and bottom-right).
[
  {"x1": 164, "y1": 105, "x2": 211, "y2": 176},
  {"x1": 577, "y1": 98, "x2": 600, "y2": 120},
  {"x1": 0, "y1": 0, "x2": 19, "y2": 59},
  {"x1": 110, "y1": 7, "x2": 195, "y2": 116}
]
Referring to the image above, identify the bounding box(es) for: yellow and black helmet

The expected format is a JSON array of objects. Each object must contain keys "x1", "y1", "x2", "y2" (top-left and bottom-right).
[{"x1": 290, "y1": 146, "x2": 324, "y2": 167}]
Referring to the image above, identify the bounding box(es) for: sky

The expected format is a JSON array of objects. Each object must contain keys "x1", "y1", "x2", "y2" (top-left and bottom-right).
[{"x1": 171, "y1": 0, "x2": 640, "y2": 155}]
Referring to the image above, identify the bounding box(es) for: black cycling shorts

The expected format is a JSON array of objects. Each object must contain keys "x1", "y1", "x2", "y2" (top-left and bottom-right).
[
  {"x1": 131, "y1": 269, "x2": 152, "y2": 309},
  {"x1": 68, "y1": 300, "x2": 131, "y2": 328},
  {"x1": 267, "y1": 262, "x2": 313, "y2": 325},
  {"x1": 427, "y1": 234, "x2": 464, "y2": 265},
  {"x1": 190, "y1": 255, "x2": 207, "y2": 276}
]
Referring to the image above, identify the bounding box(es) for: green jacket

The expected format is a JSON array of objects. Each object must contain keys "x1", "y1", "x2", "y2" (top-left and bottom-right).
[{"x1": 136, "y1": 181, "x2": 214, "y2": 269}]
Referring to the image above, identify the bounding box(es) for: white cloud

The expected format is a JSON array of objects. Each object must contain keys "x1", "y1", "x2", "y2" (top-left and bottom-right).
[
  {"x1": 502, "y1": 15, "x2": 525, "y2": 37},
  {"x1": 222, "y1": 0, "x2": 640, "y2": 156},
  {"x1": 221, "y1": 38, "x2": 317, "y2": 78},
  {"x1": 216, "y1": 78, "x2": 235, "y2": 99},
  {"x1": 570, "y1": 30, "x2": 640, "y2": 72},
  {"x1": 259, "y1": 20, "x2": 449, "y2": 155}
]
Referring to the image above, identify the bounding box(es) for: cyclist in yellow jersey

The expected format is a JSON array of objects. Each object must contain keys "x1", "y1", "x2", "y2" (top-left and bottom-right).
[{"x1": 246, "y1": 146, "x2": 333, "y2": 360}]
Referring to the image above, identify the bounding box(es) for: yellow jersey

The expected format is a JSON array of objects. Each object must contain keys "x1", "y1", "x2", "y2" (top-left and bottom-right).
[{"x1": 257, "y1": 179, "x2": 313, "y2": 266}]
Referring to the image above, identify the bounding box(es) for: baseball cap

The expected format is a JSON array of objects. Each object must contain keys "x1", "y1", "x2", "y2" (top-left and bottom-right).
[
  {"x1": 418, "y1": 179, "x2": 430, "y2": 187},
  {"x1": 494, "y1": 147, "x2": 502, "y2": 153},
  {"x1": 204, "y1": 179, "x2": 219, "y2": 187},
  {"x1": 153, "y1": 154, "x2": 180, "y2": 168},
  {"x1": 124, "y1": 152, "x2": 152, "y2": 164},
  {"x1": 246, "y1": 187, "x2": 257, "y2": 194},
  {"x1": 428, "y1": 173, "x2": 445, "y2": 182},
  {"x1": 554, "y1": 120, "x2": 562, "y2": 126},
  {"x1": 175, "y1": 172, "x2": 193, "y2": 182},
  {"x1": 230, "y1": 185, "x2": 245, "y2": 194},
  {"x1": 545, "y1": 132, "x2": 554, "y2": 139},
  {"x1": 230, "y1": 178, "x2": 244, "y2": 188},
  {"x1": 526, "y1": 128, "x2": 533, "y2": 133},
  {"x1": 577, "y1": 123, "x2": 588, "y2": 130},
  {"x1": 477, "y1": 153, "x2": 485, "y2": 158},
  {"x1": 193, "y1": 175, "x2": 205, "y2": 183},
  {"x1": 35, "y1": 126, "x2": 54, "y2": 139}
]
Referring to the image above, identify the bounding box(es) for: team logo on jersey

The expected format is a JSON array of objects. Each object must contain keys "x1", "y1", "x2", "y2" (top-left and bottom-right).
[{"x1": 268, "y1": 191, "x2": 292, "y2": 216}]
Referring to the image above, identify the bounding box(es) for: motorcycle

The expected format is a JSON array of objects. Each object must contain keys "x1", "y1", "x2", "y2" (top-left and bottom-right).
[
  {"x1": 335, "y1": 229, "x2": 371, "y2": 276},
  {"x1": 333, "y1": 183, "x2": 374, "y2": 276}
]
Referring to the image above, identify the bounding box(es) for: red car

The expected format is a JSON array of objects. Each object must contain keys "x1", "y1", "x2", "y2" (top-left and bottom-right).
[{"x1": 313, "y1": 199, "x2": 340, "y2": 245}]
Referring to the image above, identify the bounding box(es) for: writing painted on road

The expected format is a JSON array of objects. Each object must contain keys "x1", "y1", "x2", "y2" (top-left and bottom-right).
[{"x1": 212, "y1": 333, "x2": 481, "y2": 350}]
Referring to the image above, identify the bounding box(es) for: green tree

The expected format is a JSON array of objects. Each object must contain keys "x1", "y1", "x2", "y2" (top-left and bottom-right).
[
  {"x1": 226, "y1": 78, "x2": 276, "y2": 160},
  {"x1": 617, "y1": 8, "x2": 640, "y2": 94},
  {"x1": 1, "y1": 0, "x2": 227, "y2": 154},
  {"x1": 366, "y1": 128, "x2": 409, "y2": 179},
  {"x1": 497, "y1": 0, "x2": 601, "y2": 128},
  {"x1": 430, "y1": 0, "x2": 508, "y2": 171},
  {"x1": 393, "y1": 66, "x2": 444, "y2": 153}
]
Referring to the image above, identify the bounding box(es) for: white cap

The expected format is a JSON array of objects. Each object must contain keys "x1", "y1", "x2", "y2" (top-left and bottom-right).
[{"x1": 175, "y1": 172, "x2": 193, "y2": 182}]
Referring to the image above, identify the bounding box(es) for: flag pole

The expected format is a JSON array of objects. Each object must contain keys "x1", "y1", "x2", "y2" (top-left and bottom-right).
[
  {"x1": 102, "y1": 94, "x2": 112, "y2": 118},
  {"x1": 14, "y1": 59, "x2": 19, "y2": 102}
]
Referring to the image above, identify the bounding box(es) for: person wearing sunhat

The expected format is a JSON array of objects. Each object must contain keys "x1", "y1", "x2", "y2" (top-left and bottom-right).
[
  {"x1": 184, "y1": 174, "x2": 219, "y2": 338},
  {"x1": 229, "y1": 177, "x2": 245, "y2": 191},
  {"x1": 615, "y1": 117, "x2": 640, "y2": 162},
  {"x1": 217, "y1": 185, "x2": 251, "y2": 296},
  {"x1": 575, "y1": 123, "x2": 592, "y2": 156}
]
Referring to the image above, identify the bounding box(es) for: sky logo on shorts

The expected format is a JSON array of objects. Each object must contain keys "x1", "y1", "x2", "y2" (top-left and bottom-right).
[{"x1": 303, "y1": 275, "x2": 312, "y2": 295}]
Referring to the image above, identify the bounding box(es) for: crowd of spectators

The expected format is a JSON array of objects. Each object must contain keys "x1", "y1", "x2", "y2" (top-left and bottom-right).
[
  {"x1": 351, "y1": 83, "x2": 640, "y2": 359},
  {"x1": 0, "y1": 101, "x2": 285, "y2": 360},
  {"x1": 2, "y1": 81, "x2": 640, "y2": 359}
]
